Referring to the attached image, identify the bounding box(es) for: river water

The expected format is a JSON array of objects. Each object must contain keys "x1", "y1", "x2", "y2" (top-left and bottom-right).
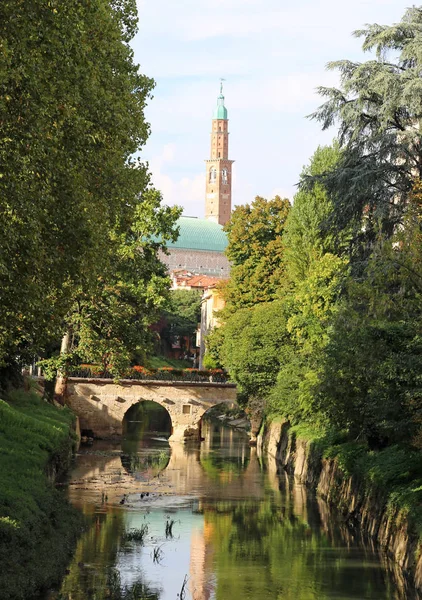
[{"x1": 47, "y1": 418, "x2": 415, "y2": 600}]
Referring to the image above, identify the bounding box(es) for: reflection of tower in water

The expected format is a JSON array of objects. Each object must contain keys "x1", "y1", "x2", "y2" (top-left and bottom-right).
[
  {"x1": 189, "y1": 519, "x2": 215, "y2": 600},
  {"x1": 188, "y1": 420, "x2": 256, "y2": 599}
]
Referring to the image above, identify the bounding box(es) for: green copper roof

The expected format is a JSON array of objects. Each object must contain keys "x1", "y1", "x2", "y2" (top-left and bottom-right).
[
  {"x1": 213, "y1": 100, "x2": 228, "y2": 120},
  {"x1": 168, "y1": 217, "x2": 228, "y2": 252},
  {"x1": 213, "y1": 81, "x2": 228, "y2": 120}
]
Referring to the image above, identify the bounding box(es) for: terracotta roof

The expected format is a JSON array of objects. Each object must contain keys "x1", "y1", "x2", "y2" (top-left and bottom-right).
[
  {"x1": 171, "y1": 271, "x2": 226, "y2": 289},
  {"x1": 186, "y1": 275, "x2": 221, "y2": 288}
]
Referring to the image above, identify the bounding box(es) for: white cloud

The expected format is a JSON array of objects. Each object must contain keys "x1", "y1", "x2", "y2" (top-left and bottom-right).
[
  {"x1": 137, "y1": 1, "x2": 290, "y2": 41},
  {"x1": 149, "y1": 145, "x2": 205, "y2": 216},
  {"x1": 137, "y1": 0, "x2": 405, "y2": 45},
  {"x1": 160, "y1": 143, "x2": 175, "y2": 163},
  {"x1": 271, "y1": 187, "x2": 296, "y2": 201}
]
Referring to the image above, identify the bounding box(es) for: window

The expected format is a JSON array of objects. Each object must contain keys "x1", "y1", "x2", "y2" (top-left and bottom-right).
[
  {"x1": 182, "y1": 404, "x2": 191, "y2": 414},
  {"x1": 209, "y1": 167, "x2": 216, "y2": 183}
]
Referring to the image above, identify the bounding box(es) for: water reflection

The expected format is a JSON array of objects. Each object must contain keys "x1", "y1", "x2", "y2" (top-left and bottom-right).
[
  {"x1": 48, "y1": 418, "x2": 419, "y2": 600},
  {"x1": 200, "y1": 421, "x2": 249, "y2": 483},
  {"x1": 123, "y1": 400, "x2": 172, "y2": 440}
]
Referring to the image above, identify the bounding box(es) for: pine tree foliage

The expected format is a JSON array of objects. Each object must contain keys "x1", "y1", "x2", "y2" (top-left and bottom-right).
[{"x1": 309, "y1": 7, "x2": 422, "y2": 246}]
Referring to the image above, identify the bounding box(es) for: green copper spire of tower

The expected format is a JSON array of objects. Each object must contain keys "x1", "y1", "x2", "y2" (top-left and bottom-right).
[{"x1": 213, "y1": 80, "x2": 228, "y2": 120}]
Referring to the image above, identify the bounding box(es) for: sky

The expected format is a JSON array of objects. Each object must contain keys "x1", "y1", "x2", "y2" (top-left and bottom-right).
[{"x1": 131, "y1": 0, "x2": 412, "y2": 217}]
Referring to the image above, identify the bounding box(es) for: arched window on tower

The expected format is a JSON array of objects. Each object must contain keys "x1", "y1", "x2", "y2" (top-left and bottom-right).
[
  {"x1": 222, "y1": 168, "x2": 228, "y2": 184},
  {"x1": 209, "y1": 167, "x2": 216, "y2": 183}
]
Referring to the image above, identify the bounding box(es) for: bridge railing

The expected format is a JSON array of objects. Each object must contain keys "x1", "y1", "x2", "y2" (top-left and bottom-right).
[{"x1": 68, "y1": 366, "x2": 231, "y2": 384}]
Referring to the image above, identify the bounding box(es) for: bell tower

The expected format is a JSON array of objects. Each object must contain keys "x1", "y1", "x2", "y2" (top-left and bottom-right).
[{"x1": 205, "y1": 82, "x2": 234, "y2": 226}]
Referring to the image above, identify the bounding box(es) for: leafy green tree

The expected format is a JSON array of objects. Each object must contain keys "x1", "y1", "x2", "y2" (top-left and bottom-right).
[
  {"x1": 58, "y1": 190, "x2": 180, "y2": 376},
  {"x1": 0, "y1": 0, "x2": 155, "y2": 368},
  {"x1": 284, "y1": 144, "x2": 342, "y2": 284},
  {"x1": 222, "y1": 196, "x2": 291, "y2": 313},
  {"x1": 203, "y1": 326, "x2": 225, "y2": 370},
  {"x1": 215, "y1": 300, "x2": 290, "y2": 403},
  {"x1": 160, "y1": 288, "x2": 202, "y2": 352},
  {"x1": 269, "y1": 253, "x2": 347, "y2": 422},
  {"x1": 213, "y1": 151, "x2": 347, "y2": 421},
  {"x1": 309, "y1": 7, "x2": 422, "y2": 255},
  {"x1": 318, "y1": 191, "x2": 422, "y2": 447}
]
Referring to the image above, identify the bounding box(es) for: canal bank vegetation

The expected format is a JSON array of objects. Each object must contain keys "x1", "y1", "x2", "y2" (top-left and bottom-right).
[
  {"x1": 0, "y1": 388, "x2": 81, "y2": 599},
  {"x1": 206, "y1": 5, "x2": 422, "y2": 573}
]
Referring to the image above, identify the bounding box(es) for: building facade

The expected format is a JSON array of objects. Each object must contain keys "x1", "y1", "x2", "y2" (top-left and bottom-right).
[
  {"x1": 198, "y1": 286, "x2": 226, "y2": 369},
  {"x1": 161, "y1": 215, "x2": 230, "y2": 277}
]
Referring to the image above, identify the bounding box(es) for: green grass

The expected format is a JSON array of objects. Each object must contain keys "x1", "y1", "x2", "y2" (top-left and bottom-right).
[
  {"x1": 146, "y1": 355, "x2": 191, "y2": 369},
  {"x1": 0, "y1": 389, "x2": 81, "y2": 599}
]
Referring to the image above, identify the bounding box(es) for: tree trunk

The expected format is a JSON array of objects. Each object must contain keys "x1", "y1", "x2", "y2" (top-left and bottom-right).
[{"x1": 54, "y1": 331, "x2": 70, "y2": 405}]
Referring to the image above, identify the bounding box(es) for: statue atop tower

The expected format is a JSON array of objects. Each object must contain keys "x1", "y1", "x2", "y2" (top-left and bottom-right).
[{"x1": 205, "y1": 81, "x2": 234, "y2": 226}]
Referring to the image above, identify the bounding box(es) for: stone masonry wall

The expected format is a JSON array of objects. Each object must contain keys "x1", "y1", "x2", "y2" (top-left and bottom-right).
[{"x1": 66, "y1": 378, "x2": 237, "y2": 442}]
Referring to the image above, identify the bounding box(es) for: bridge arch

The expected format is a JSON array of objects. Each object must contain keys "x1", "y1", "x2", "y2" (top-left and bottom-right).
[
  {"x1": 122, "y1": 400, "x2": 173, "y2": 439},
  {"x1": 66, "y1": 377, "x2": 238, "y2": 442}
]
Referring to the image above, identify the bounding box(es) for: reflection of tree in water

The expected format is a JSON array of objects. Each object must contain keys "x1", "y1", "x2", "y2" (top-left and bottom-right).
[
  {"x1": 202, "y1": 500, "x2": 398, "y2": 600},
  {"x1": 55, "y1": 508, "x2": 124, "y2": 600},
  {"x1": 200, "y1": 453, "x2": 249, "y2": 481},
  {"x1": 106, "y1": 568, "x2": 161, "y2": 599},
  {"x1": 200, "y1": 417, "x2": 251, "y2": 484},
  {"x1": 55, "y1": 509, "x2": 162, "y2": 600},
  {"x1": 120, "y1": 448, "x2": 169, "y2": 478},
  {"x1": 120, "y1": 401, "x2": 171, "y2": 479}
]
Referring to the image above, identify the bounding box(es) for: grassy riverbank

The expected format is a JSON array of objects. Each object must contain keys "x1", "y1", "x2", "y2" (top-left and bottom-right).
[{"x1": 0, "y1": 388, "x2": 81, "y2": 600}]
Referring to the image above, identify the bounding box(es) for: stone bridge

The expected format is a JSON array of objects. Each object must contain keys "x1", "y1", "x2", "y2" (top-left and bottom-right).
[{"x1": 66, "y1": 377, "x2": 238, "y2": 442}]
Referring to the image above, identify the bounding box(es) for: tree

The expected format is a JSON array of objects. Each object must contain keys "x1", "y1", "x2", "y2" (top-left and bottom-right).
[
  {"x1": 308, "y1": 7, "x2": 422, "y2": 257},
  {"x1": 284, "y1": 144, "x2": 342, "y2": 284},
  {"x1": 160, "y1": 289, "x2": 202, "y2": 354},
  {"x1": 0, "y1": 0, "x2": 156, "y2": 369},
  {"x1": 269, "y1": 253, "x2": 346, "y2": 422},
  {"x1": 68, "y1": 191, "x2": 180, "y2": 376},
  {"x1": 318, "y1": 186, "x2": 422, "y2": 447},
  {"x1": 216, "y1": 300, "x2": 290, "y2": 403},
  {"x1": 222, "y1": 195, "x2": 291, "y2": 313}
]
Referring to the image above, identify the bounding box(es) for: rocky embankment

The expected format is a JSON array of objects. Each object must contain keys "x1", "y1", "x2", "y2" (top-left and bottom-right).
[{"x1": 259, "y1": 420, "x2": 422, "y2": 597}]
